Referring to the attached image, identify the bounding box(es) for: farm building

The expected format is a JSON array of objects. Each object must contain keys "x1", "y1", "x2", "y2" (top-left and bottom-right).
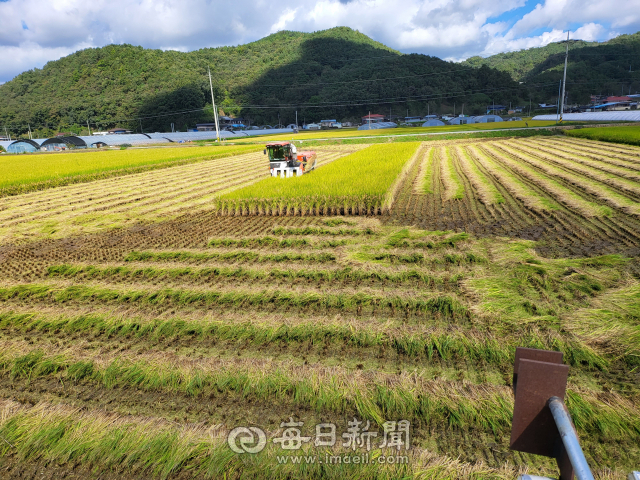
[
  {"x1": 422, "y1": 119, "x2": 445, "y2": 127},
  {"x1": 473, "y1": 115, "x2": 504, "y2": 123},
  {"x1": 448, "y1": 117, "x2": 475, "y2": 125},
  {"x1": 358, "y1": 121, "x2": 397, "y2": 130},
  {"x1": 361, "y1": 114, "x2": 385, "y2": 124},
  {"x1": 486, "y1": 105, "x2": 506, "y2": 113},
  {"x1": 404, "y1": 116, "x2": 424, "y2": 124},
  {"x1": 319, "y1": 119, "x2": 341, "y2": 128},
  {"x1": 5, "y1": 139, "x2": 41, "y2": 153},
  {"x1": 40, "y1": 136, "x2": 87, "y2": 151},
  {"x1": 532, "y1": 111, "x2": 640, "y2": 122},
  {"x1": 0, "y1": 127, "x2": 299, "y2": 152}
]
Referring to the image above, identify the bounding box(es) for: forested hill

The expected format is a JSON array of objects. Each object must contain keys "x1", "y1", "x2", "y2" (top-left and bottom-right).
[
  {"x1": 0, "y1": 27, "x2": 522, "y2": 137},
  {"x1": 463, "y1": 40, "x2": 598, "y2": 81},
  {"x1": 464, "y1": 32, "x2": 640, "y2": 104}
]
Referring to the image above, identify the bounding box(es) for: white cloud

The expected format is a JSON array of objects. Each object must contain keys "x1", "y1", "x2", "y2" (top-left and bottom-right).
[
  {"x1": 509, "y1": 0, "x2": 640, "y2": 37},
  {"x1": 1, "y1": 0, "x2": 639, "y2": 83},
  {"x1": 270, "y1": 8, "x2": 298, "y2": 34}
]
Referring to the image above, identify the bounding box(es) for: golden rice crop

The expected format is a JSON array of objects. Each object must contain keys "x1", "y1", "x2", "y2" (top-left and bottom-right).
[
  {"x1": 213, "y1": 143, "x2": 421, "y2": 216},
  {"x1": 0, "y1": 144, "x2": 261, "y2": 192}
]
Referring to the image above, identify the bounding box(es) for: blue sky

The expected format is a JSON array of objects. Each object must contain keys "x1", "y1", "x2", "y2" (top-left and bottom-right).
[{"x1": 1, "y1": 0, "x2": 639, "y2": 84}]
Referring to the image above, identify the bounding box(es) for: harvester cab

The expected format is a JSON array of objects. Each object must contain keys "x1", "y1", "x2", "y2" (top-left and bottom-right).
[{"x1": 265, "y1": 141, "x2": 317, "y2": 178}]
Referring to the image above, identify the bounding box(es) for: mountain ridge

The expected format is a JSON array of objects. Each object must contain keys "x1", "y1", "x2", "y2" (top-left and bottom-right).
[
  {"x1": 0, "y1": 26, "x2": 522, "y2": 136},
  {"x1": 4, "y1": 26, "x2": 639, "y2": 137}
]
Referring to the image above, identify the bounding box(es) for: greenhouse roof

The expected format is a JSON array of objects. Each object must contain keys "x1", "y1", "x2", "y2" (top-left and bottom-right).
[{"x1": 532, "y1": 111, "x2": 640, "y2": 121}]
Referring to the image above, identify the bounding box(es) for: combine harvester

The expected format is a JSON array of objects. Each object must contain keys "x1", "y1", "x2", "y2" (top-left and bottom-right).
[{"x1": 265, "y1": 141, "x2": 316, "y2": 178}]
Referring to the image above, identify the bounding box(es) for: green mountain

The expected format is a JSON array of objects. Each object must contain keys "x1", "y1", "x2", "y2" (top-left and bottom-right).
[
  {"x1": 463, "y1": 40, "x2": 598, "y2": 81},
  {"x1": 464, "y1": 32, "x2": 640, "y2": 105},
  {"x1": 0, "y1": 27, "x2": 523, "y2": 137}
]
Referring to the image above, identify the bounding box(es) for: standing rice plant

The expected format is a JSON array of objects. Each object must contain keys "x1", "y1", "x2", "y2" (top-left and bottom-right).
[{"x1": 213, "y1": 143, "x2": 420, "y2": 216}]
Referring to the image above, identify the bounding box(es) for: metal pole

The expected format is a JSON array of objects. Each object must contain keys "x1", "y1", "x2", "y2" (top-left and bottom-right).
[
  {"x1": 556, "y1": 80, "x2": 561, "y2": 124},
  {"x1": 208, "y1": 67, "x2": 220, "y2": 142},
  {"x1": 559, "y1": 31, "x2": 569, "y2": 122},
  {"x1": 87, "y1": 119, "x2": 91, "y2": 136},
  {"x1": 28, "y1": 124, "x2": 32, "y2": 140},
  {"x1": 548, "y1": 397, "x2": 594, "y2": 480}
]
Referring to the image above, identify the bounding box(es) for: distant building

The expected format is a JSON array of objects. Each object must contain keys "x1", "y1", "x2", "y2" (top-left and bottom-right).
[
  {"x1": 319, "y1": 119, "x2": 341, "y2": 128},
  {"x1": 361, "y1": 114, "x2": 385, "y2": 124},
  {"x1": 306, "y1": 123, "x2": 321, "y2": 130},
  {"x1": 448, "y1": 117, "x2": 474, "y2": 125},
  {"x1": 341, "y1": 121, "x2": 353, "y2": 127},
  {"x1": 403, "y1": 116, "x2": 424, "y2": 124},
  {"x1": 474, "y1": 115, "x2": 504, "y2": 123},
  {"x1": 606, "y1": 96, "x2": 632, "y2": 103},
  {"x1": 108, "y1": 128, "x2": 132, "y2": 134},
  {"x1": 196, "y1": 123, "x2": 217, "y2": 132},
  {"x1": 487, "y1": 105, "x2": 506, "y2": 114}
]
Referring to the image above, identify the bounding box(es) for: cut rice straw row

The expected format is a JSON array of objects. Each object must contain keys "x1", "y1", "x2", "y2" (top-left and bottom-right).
[{"x1": 469, "y1": 145, "x2": 556, "y2": 212}]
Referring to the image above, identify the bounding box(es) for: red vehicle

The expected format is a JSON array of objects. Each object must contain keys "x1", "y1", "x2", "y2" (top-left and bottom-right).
[{"x1": 264, "y1": 141, "x2": 317, "y2": 178}]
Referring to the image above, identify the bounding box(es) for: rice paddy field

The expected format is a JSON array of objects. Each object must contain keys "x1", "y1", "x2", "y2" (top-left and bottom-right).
[
  {"x1": 0, "y1": 144, "x2": 264, "y2": 197},
  {"x1": 246, "y1": 120, "x2": 557, "y2": 142},
  {"x1": 566, "y1": 125, "x2": 640, "y2": 148},
  {"x1": 0, "y1": 134, "x2": 639, "y2": 479}
]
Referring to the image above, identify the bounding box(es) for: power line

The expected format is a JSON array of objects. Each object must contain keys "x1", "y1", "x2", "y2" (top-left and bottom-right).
[
  {"x1": 2, "y1": 76, "x2": 636, "y2": 131},
  {"x1": 0, "y1": 82, "x2": 550, "y2": 129},
  {"x1": 205, "y1": 66, "x2": 479, "y2": 88}
]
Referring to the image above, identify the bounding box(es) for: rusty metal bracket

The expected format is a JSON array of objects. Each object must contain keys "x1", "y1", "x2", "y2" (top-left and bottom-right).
[{"x1": 510, "y1": 347, "x2": 574, "y2": 479}]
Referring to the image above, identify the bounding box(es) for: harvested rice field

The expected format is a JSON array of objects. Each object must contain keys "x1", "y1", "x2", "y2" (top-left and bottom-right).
[{"x1": 0, "y1": 136, "x2": 639, "y2": 479}]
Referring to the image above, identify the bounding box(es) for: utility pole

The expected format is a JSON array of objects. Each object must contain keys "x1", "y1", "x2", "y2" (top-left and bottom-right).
[
  {"x1": 295, "y1": 111, "x2": 298, "y2": 129},
  {"x1": 556, "y1": 79, "x2": 562, "y2": 124},
  {"x1": 28, "y1": 124, "x2": 32, "y2": 140},
  {"x1": 87, "y1": 119, "x2": 92, "y2": 136},
  {"x1": 3, "y1": 126, "x2": 8, "y2": 141},
  {"x1": 559, "y1": 31, "x2": 569, "y2": 122},
  {"x1": 139, "y1": 119, "x2": 143, "y2": 134},
  {"x1": 208, "y1": 67, "x2": 220, "y2": 142}
]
